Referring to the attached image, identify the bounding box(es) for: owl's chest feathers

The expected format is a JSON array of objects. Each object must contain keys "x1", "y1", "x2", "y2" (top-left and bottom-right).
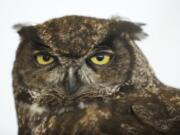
[
  {"x1": 17, "y1": 90, "x2": 150, "y2": 128},
  {"x1": 17, "y1": 89, "x2": 180, "y2": 134},
  {"x1": 18, "y1": 100, "x2": 112, "y2": 128},
  {"x1": 17, "y1": 101, "x2": 114, "y2": 135}
]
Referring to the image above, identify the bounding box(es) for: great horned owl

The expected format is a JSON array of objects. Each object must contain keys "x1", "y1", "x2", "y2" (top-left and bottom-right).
[{"x1": 13, "y1": 15, "x2": 180, "y2": 135}]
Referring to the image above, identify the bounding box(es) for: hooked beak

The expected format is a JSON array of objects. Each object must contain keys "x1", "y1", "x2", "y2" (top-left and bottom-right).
[{"x1": 64, "y1": 67, "x2": 80, "y2": 94}]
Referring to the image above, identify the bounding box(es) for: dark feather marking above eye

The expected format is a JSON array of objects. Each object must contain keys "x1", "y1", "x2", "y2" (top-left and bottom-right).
[
  {"x1": 97, "y1": 32, "x2": 115, "y2": 47},
  {"x1": 31, "y1": 40, "x2": 51, "y2": 50}
]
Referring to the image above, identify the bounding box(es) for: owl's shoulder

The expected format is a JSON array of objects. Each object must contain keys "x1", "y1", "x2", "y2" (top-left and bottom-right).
[{"x1": 129, "y1": 86, "x2": 180, "y2": 134}]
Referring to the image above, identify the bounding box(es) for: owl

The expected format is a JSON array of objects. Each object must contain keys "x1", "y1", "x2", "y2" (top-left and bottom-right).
[{"x1": 13, "y1": 15, "x2": 180, "y2": 135}]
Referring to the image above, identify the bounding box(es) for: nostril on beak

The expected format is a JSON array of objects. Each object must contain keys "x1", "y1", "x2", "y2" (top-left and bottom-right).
[{"x1": 64, "y1": 67, "x2": 80, "y2": 94}]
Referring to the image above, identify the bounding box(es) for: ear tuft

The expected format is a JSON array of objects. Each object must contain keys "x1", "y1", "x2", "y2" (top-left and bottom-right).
[
  {"x1": 13, "y1": 23, "x2": 38, "y2": 41},
  {"x1": 110, "y1": 16, "x2": 148, "y2": 41},
  {"x1": 13, "y1": 23, "x2": 32, "y2": 35}
]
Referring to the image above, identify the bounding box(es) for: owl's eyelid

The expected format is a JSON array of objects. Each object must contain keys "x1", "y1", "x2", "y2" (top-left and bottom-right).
[
  {"x1": 91, "y1": 50, "x2": 114, "y2": 57},
  {"x1": 97, "y1": 50, "x2": 114, "y2": 54},
  {"x1": 32, "y1": 50, "x2": 56, "y2": 57}
]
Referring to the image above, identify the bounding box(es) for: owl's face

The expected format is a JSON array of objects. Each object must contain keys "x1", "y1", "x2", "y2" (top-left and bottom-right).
[{"x1": 13, "y1": 16, "x2": 148, "y2": 109}]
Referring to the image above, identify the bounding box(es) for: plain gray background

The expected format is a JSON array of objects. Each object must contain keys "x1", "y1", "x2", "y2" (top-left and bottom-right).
[{"x1": 0, "y1": 0, "x2": 180, "y2": 134}]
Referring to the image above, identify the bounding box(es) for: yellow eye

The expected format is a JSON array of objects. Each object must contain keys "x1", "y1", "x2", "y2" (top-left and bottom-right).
[
  {"x1": 35, "y1": 54, "x2": 55, "y2": 65},
  {"x1": 90, "y1": 54, "x2": 111, "y2": 65}
]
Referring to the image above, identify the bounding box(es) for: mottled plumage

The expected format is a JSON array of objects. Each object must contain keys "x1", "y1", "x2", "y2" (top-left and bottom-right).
[{"x1": 13, "y1": 15, "x2": 180, "y2": 135}]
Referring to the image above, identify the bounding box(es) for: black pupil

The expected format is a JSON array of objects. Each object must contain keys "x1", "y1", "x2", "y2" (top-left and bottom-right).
[
  {"x1": 96, "y1": 55, "x2": 104, "y2": 61},
  {"x1": 43, "y1": 55, "x2": 50, "y2": 61}
]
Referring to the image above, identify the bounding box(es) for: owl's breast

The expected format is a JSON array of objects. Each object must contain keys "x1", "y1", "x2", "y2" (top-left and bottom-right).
[{"x1": 17, "y1": 93, "x2": 180, "y2": 135}]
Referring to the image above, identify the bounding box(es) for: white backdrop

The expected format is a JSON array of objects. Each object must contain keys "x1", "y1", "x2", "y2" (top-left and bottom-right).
[{"x1": 0, "y1": 0, "x2": 180, "y2": 134}]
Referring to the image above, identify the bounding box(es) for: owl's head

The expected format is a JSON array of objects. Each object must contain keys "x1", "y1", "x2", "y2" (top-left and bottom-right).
[{"x1": 13, "y1": 16, "x2": 155, "y2": 109}]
